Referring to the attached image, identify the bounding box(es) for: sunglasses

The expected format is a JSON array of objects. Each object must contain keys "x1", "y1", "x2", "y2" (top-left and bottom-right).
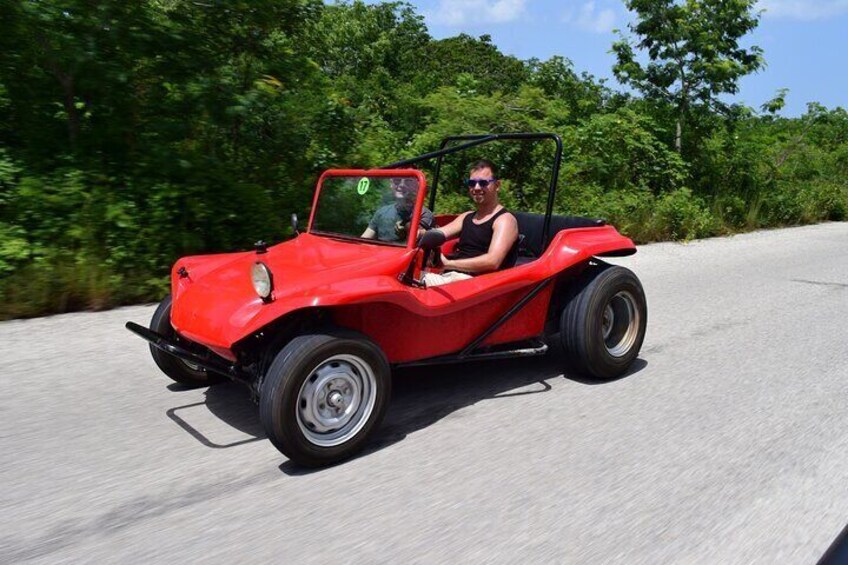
[
  {"x1": 391, "y1": 179, "x2": 417, "y2": 191},
  {"x1": 466, "y1": 178, "x2": 498, "y2": 189}
]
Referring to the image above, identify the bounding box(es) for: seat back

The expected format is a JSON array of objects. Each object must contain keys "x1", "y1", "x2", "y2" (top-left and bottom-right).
[{"x1": 513, "y1": 211, "x2": 606, "y2": 258}]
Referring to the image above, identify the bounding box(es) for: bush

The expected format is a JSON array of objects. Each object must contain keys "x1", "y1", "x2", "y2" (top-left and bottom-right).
[
  {"x1": 569, "y1": 108, "x2": 688, "y2": 194},
  {"x1": 0, "y1": 222, "x2": 28, "y2": 276},
  {"x1": 759, "y1": 180, "x2": 847, "y2": 225},
  {"x1": 799, "y1": 181, "x2": 847, "y2": 221},
  {"x1": 648, "y1": 188, "x2": 717, "y2": 241},
  {"x1": 1, "y1": 255, "x2": 113, "y2": 319},
  {"x1": 713, "y1": 194, "x2": 748, "y2": 230}
]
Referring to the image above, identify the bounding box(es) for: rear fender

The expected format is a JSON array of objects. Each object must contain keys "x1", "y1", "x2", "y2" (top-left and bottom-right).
[
  {"x1": 539, "y1": 227, "x2": 635, "y2": 330},
  {"x1": 543, "y1": 226, "x2": 635, "y2": 274}
]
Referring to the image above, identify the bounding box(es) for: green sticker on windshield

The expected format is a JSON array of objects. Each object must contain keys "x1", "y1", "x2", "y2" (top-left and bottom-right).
[{"x1": 357, "y1": 177, "x2": 370, "y2": 195}]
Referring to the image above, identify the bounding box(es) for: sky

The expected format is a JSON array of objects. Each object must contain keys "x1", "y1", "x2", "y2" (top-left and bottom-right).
[{"x1": 390, "y1": 0, "x2": 848, "y2": 117}]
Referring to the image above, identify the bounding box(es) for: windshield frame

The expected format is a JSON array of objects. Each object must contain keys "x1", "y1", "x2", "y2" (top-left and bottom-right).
[{"x1": 308, "y1": 169, "x2": 428, "y2": 249}]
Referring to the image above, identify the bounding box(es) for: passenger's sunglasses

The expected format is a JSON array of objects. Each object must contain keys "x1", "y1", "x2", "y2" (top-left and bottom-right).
[
  {"x1": 465, "y1": 178, "x2": 498, "y2": 189},
  {"x1": 391, "y1": 179, "x2": 417, "y2": 191}
]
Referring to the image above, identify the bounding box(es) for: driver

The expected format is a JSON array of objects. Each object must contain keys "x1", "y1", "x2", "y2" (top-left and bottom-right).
[
  {"x1": 361, "y1": 177, "x2": 434, "y2": 242},
  {"x1": 423, "y1": 159, "x2": 518, "y2": 287}
]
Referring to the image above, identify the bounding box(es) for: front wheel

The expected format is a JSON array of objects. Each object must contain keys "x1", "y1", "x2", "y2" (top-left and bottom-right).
[
  {"x1": 149, "y1": 295, "x2": 226, "y2": 387},
  {"x1": 259, "y1": 331, "x2": 391, "y2": 467},
  {"x1": 559, "y1": 265, "x2": 647, "y2": 379}
]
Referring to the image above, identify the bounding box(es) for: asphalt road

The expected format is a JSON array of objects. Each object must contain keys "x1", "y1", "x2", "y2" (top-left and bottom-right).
[{"x1": 2, "y1": 222, "x2": 847, "y2": 564}]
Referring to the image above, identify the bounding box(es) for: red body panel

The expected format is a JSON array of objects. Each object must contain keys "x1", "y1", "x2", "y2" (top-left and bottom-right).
[
  {"x1": 170, "y1": 234, "x2": 416, "y2": 354},
  {"x1": 331, "y1": 284, "x2": 554, "y2": 362},
  {"x1": 169, "y1": 224, "x2": 635, "y2": 363}
]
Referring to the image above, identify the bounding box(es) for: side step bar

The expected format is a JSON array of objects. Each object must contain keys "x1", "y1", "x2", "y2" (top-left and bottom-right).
[
  {"x1": 396, "y1": 339, "x2": 549, "y2": 369},
  {"x1": 125, "y1": 321, "x2": 249, "y2": 380}
]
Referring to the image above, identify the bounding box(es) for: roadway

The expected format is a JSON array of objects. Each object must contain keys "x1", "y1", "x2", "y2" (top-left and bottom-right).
[{"x1": 1, "y1": 222, "x2": 846, "y2": 563}]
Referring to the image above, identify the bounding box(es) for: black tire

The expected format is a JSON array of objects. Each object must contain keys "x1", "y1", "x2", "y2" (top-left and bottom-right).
[
  {"x1": 560, "y1": 264, "x2": 647, "y2": 379},
  {"x1": 149, "y1": 295, "x2": 226, "y2": 387},
  {"x1": 259, "y1": 331, "x2": 392, "y2": 468}
]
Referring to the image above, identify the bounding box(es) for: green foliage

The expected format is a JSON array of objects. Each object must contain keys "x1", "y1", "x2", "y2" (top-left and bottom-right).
[
  {"x1": 0, "y1": 222, "x2": 28, "y2": 276},
  {"x1": 761, "y1": 88, "x2": 789, "y2": 116},
  {"x1": 417, "y1": 34, "x2": 529, "y2": 95},
  {"x1": 649, "y1": 188, "x2": 717, "y2": 240},
  {"x1": 407, "y1": 84, "x2": 577, "y2": 215},
  {"x1": 565, "y1": 186, "x2": 655, "y2": 239},
  {"x1": 0, "y1": 0, "x2": 845, "y2": 319},
  {"x1": 761, "y1": 180, "x2": 847, "y2": 225},
  {"x1": 527, "y1": 56, "x2": 614, "y2": 120},
  {"x1": 568, "y1": 108, "x2": 688, "y2": 194}
]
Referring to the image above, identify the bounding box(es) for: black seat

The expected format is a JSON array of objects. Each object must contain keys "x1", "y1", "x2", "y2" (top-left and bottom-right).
[{"x1": 513, "y1": 211, "x2": 606, "y2": 259}]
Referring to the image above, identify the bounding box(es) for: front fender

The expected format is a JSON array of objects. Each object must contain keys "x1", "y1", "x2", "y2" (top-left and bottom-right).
[{"x1": 170, "y1": 251, "x2": 417, "y2": 351}]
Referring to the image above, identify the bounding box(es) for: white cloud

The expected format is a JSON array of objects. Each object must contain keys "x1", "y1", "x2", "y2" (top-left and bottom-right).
[
  {"x1": 758, "y1": 0, "x2": 848, "y2": 20},
  {"x1": 427, "y1": 0, "x2": 528, "y2": 26},
  {"x1": 563, "y1": 1, "x2": 617, "y2": 33}
]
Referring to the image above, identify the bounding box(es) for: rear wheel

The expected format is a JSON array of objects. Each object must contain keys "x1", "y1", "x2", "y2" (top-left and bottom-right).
[
  {"x1": 559, "y1": 265, "x2": 647, "y2": 379},
  {"x1": 149, "y1": 295, "x2": 226, "y2": 387},
  {"x1": 259, "y1": 331, "x2": 391, "y2": 467}
]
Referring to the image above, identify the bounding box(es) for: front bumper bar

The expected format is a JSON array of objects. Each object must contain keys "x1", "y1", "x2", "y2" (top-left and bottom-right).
[{"x1": 125, "y1": 321, "x2": 249, "y2": 380}]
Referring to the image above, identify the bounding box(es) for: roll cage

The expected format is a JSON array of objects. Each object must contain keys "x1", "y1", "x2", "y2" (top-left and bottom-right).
[{"x1": 382, "y1": 132, "x2": 564, "y2": 250}]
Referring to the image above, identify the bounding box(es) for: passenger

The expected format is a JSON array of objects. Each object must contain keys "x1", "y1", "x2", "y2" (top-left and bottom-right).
[
  {"x1": 424, "y1": 159, "x2": 519, "y2": 287},
  {"x1": 361, "y1": 177, "x2": 434, "y2": 242}
]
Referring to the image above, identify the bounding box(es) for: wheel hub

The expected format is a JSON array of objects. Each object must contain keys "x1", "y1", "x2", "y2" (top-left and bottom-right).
[
  {"x1": 603, "y1": 290, "x2": 640, "y2": 358},
  {"x1": 327, "y1": 390, "x2": 345, "y2": 409},
  {"x1": 296, "y1": 354, "x2": 377, "y2": 447},
  {"x1": 602, "y1": 305, "x2": 614, "y2": 339}
]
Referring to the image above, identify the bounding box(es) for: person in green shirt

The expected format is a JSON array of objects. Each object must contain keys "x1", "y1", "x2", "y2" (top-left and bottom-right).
[{"x1": 361, "y1": 177, "x2": 434, "y2": 243}]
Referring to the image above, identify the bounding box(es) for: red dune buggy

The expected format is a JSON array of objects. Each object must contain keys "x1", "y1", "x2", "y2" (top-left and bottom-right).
[{"x1": 126, "y1": 133, "x2": 647, "y2": 467}]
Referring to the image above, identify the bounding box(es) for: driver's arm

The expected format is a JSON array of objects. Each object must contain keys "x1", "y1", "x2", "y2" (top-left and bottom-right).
[
  {"x1": 437, "y1": 212, "x2": 470, "y2": 240},
  {"x1": 442, "y1": 214, "x2": 518, "y2": 274},
  {"x1": 361, "y1": 226, "x2": 377, "y2": 239}
]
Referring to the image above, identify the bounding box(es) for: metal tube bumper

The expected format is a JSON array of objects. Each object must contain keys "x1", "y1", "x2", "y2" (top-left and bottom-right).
[{"x1": 125, "y1": 321, "x2": 248, "y2": 380}]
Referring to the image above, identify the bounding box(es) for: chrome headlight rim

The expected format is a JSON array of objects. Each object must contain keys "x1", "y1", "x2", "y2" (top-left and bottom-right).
[{"x1": 251, "y1": 261, "x2": 274, "y2": 301}]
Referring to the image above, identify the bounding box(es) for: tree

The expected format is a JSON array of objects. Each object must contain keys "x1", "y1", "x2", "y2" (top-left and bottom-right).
[
  {"x1": 526, "y1": 56, "x2": 612, "y2": 121},
  {"x1": 417, "y1": 34, "x2": 529, "y2": 95},
  {"x1": 304, "y1": 1, "x2": 430, "y2": 143},
  {"x1": 307, "y1": 1, "x2": 428, "y2": 82},
  {"x1": 612, "y1": 0, "x2": 763, "y2": 153}
]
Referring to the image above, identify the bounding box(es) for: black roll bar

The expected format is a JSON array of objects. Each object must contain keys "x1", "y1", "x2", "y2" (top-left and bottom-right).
[{"x1": 382, "y1": 133, "x2": 563, "y2": 250}]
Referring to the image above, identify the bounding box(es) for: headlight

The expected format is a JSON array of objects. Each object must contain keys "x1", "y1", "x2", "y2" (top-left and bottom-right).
[{"x1": 251, "y1": 262, "x2": 274, "y2": 300}]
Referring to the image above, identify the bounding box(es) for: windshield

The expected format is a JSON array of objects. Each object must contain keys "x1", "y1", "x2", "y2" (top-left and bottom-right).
[{"x1": 310, "y1": 175, "x2": 423, "y2": 246}]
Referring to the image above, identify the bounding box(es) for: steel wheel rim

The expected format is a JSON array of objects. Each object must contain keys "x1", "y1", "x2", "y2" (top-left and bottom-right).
[
  {"x1": 296, "y1": 354, "x2": 377, "y2": 447},
  {"x1": 167, "y1": 324, "x2": 206, "y2": 375},
  {"x1": 180, "y1": 359, "x2": 204, "y2": 372},
  {"x1": 172, "y1": 335, "x2": 205, "y2": 374},
  {"x1": 602, "y1": 290, "x2": 640, "y2": 358}
]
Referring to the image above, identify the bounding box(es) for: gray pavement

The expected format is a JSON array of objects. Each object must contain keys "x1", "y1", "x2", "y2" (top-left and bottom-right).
[{"x1": 1, "y1": 222, "x2": 847, "y2": 564}]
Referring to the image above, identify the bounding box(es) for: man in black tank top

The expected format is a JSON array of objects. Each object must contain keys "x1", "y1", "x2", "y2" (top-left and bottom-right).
[{"x1": 423, "y1": 159, "x2": 519, "y2": 287}]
